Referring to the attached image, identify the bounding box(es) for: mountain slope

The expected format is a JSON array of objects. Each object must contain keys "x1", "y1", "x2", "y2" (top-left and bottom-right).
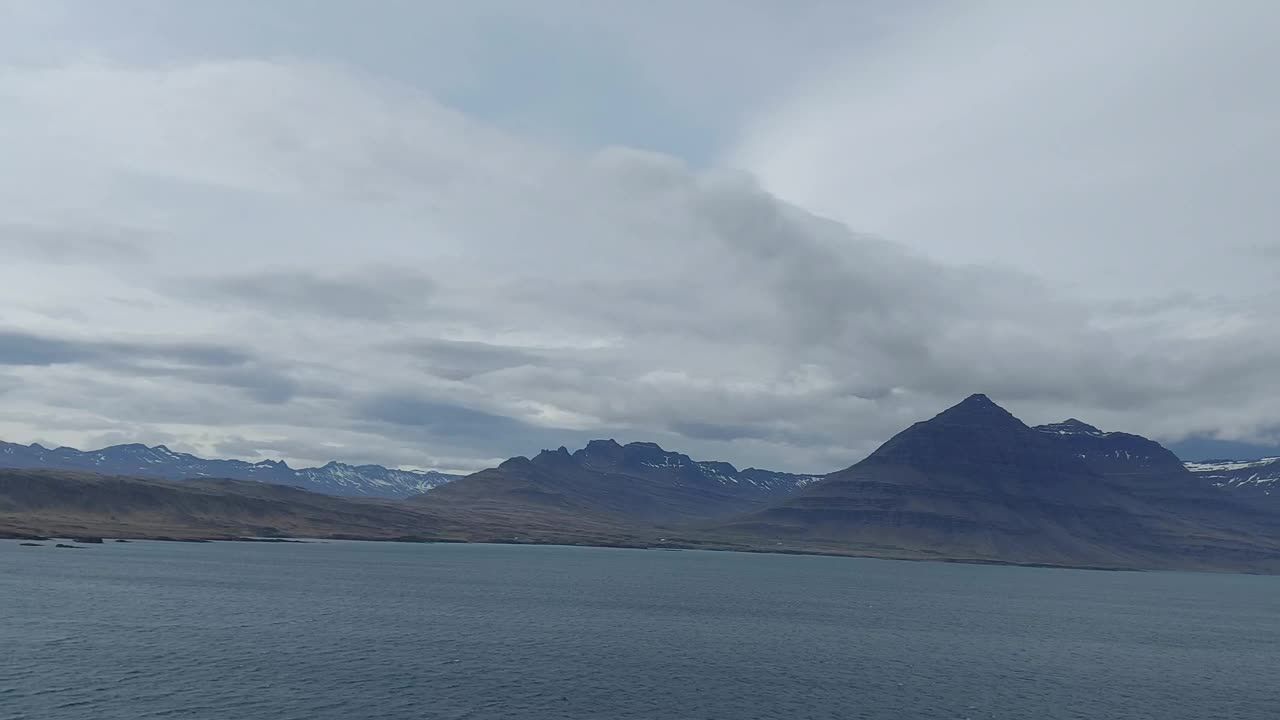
[
  {"x1": 0, "y1": 468, "x2": 462, "y2": 540},
  {"x1": 0, "y1": 468, "x2": 653, "y2": 547},
  {"x1": 720, "y1": 395, "x2": 1280, "y2": 571},
  {"x1": 412, "y1": 439, "x2": 821, "y2": 525},
  {"x1": 1185, "y1": 457, "x2": 1280, "y2": 507},
  {"x1": 1032, "y1": 419, "x2": 1188, "y2": 476},
  {"x1": 0, "y1": 441, "x2": 459, "y2": 498}
]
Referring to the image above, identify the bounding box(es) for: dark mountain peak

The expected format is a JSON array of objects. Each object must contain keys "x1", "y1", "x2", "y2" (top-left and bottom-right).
[
  {"x1": 1035, "y1": 420, "x2": 1188, "y2": 477},
  {"x1": 697, "y1": 460, "x2": 740, "y2": 476},
  {"x1": 533, "y1": 446, "x2": 574, "y2": 464},
  {"x1": 932, "y1": 393, "x2": 1023, "y2": 428},
  {"x1": 622, "y1": 442, "x2": 692, "y2": 468},
  {"x1": 573, "y1": 439, "x2": 693, "y2": 470},
  {"x1": 575, "y1": 439, "x2": 625, "y2": 462},
  {"x1": 858, "y1": 394, "x2": 1083, "y2": 476},
  {"x1": 498, "y1": 455, "x2": 533, "y2": 470},
  {"x1": 1036, "y1": 419, "x2": 1104, "y2": 436}
]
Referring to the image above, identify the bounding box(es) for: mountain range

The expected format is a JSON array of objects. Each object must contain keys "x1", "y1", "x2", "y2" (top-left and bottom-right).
[
  {"x1": 4, "y1": 394, "x2": 1279, "y2": 572},
  {"x1": 0, "y1": 441, "x2": 459, "y2": 498},
  {"x1": 413, "y1": 439, "x2": 822, "y2": 531}
]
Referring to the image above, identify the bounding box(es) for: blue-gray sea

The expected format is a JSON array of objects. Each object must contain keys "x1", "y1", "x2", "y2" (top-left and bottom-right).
[{"x1": 2, "y1": 540, "x2": 1277, "y2": 720}]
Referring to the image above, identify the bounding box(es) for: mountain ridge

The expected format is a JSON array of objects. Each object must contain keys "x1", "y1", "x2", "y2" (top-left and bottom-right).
[
  {"x1": 0, "y1": 440, "x2": 460, "y2": 498},
  {"x1": 413, "y1": 439, "x2": 822, "y2": 524}
]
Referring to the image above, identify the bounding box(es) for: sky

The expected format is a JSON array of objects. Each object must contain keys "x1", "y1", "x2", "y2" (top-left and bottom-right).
[{"x1": 1, "y1": 0, "x2": 1278, "y2": 472}]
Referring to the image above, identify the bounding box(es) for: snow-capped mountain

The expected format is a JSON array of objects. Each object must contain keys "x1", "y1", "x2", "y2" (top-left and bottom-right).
[
  {"x1": 1184, "y1": 457, "x2": 1280, "y2": 498},
  {"x1": 0, "y1": 441, "x2": 459, "y2": 498}
]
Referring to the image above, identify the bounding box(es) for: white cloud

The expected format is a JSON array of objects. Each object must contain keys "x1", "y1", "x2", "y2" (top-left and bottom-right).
[{"x1": 729, "y1": 1, "x2": 1280, "y2": 300}]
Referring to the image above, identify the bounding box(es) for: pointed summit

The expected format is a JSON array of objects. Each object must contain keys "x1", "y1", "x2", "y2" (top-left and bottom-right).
[
  {"x1": 930, "y1": 393, "x2": 1024, "y2": 429},
  {"x1": 861, "y1": 393, "x2": 1080, "y2": 475}
]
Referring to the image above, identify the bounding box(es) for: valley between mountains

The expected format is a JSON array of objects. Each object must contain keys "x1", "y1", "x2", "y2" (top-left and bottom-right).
[{"x1": 3, "y1": 395, "x2": 1279, "y2": 573}]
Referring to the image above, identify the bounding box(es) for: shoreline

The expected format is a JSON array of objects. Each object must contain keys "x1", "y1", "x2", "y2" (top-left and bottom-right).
[{"x1": 1, "y1": 532, "x2": 1163, "y2": 574}]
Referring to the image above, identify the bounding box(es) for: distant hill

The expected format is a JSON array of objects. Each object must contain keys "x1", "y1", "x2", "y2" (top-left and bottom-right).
[
  {"x1": 412, "y1": 439, "x2": 821, "y2": 525},
  {"x1": 0, "y1": 468, "x2": 458, "y2": 541},
  {"x1": 0, "y1": 468, "x2": 652, "y2": 547},
  {"x1": 719, "y1": 395, "x2": 1280, "y2": 571},
  {"x1": 0, "y1": 441, "x2": 459, "y2": 498}
]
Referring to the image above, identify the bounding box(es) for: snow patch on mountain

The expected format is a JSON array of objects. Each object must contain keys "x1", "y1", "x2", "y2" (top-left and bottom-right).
[{"x1": 1184, "y1": 457, "x2": 1280, "y2": 496}]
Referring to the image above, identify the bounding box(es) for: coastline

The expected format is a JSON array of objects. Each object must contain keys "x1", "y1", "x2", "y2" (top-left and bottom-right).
[{"x1": 0, "y1": 532, "x2": 1164, "y2": 574}]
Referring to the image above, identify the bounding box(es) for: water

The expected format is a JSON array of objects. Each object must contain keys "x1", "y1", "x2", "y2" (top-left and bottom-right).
[{"x1": 1, "y1": 541, "x2": 1277, "y2": 720}]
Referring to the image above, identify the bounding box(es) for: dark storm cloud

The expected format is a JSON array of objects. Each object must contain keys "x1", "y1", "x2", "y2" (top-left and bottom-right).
[
  {"x1": 0, "y1": 330, "x2": 251, "y2": 368},
  {"x1": 356, "y1": 393, "x2": 534, "y2": 438},
  {"x1": 0, "y1": 332, "x2": 95, "y2": 365},
  {"x1": 0, "y1": 222, "x2": 149, "y2": 264},
  {"x1": 1169, "y1": 435, "x2": 1280, "y2": 463},
  {"x1": 181, "y1": 269, "x2": 435, "y2": 320},
  {"x1": 0, "y1": 329, "x2": 296, "y2": 402},
  {"x1": 669, "y1": 420, "x2": 773, "y2": 443},
  {"x1": 127, "y1": 363, "x2": 302, "y2": 405},
  {"x1": 385, "y1": 338, "x2": 547, "y2": 380}
]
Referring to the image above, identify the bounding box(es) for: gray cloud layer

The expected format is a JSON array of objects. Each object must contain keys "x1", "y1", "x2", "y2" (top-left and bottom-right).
[{"x1": 0, "y1": 3, "x2": 1277, "y2": 471}]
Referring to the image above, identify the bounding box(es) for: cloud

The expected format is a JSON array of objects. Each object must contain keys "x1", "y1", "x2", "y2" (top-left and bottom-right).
[
  {"x1": 728, "y1": 2, "x2": 1280, "y2": 303},
  {"x1": 0, "y1": 330, "x2": 248, "y2": 367},
  {"x1": 0, "y1": 329, "x2": 296, "y2": 402},
  {"x1": 179, "y1": 269, "x2": 435, "y2": 320},
  {"x1": 385, "y1": 338, "x2": 548, "y2": 380},
  {"x1": 0, "y1": 222, "x2": 150, "y2": 264},
  {"x1": 0, "y1": 331, "x2": 96, "y2": 366},
  {"x1": 0, "y1": 26, "x2": 1277, "y2": 475}
]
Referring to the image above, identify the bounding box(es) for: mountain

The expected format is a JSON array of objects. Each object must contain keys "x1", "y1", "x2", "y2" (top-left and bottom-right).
[
  {"x1": 720, "y1": 395, "x2": 1280, "y2": 571},
  {"x1": 0, "y1": 468, "x2": 657, "y2": 547},
  {"x1": 412, "y1": 439, "x2": 822, "y2": 525},
  {"x1": 0, "y1": 441, "x2": 460, "y2": 498},
  {"x1": 0, "y1": 468, "x2": 461, "y2": 541},
  {"x1": 1032, "y1": 419, "x2": 1188, "y2": 476},
  {"x1": 1029, "y1": 419, "x2": 1280, "y2": 513},
  {"x1": 6, "y1": 402, "x2": 1279, "y2": 572},
  {"x1": 1185, "y1": 457, "x2": 1280, "y2": 506}
]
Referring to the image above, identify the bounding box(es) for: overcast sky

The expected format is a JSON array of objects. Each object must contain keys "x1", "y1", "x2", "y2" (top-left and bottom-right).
[{"x1": 1, "y1": 0, "x2": 1277, "y2": 471}]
